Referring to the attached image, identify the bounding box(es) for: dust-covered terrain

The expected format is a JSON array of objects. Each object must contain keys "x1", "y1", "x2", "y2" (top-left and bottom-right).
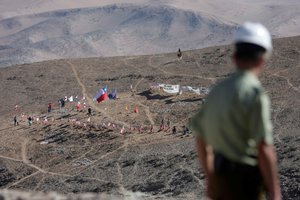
[
  {"x1": 1, "y1": 0, "x2": 300, "y2": 67},
  {"x1": 0, "y1": 36, "x2": 299, "y2": 199}
]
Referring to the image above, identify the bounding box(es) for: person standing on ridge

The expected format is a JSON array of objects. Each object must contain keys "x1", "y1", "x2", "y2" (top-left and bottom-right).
[
  {"x1": 177, "y1": 48, "x2": 182, "y2": 59},
  {"x1": 191, "y1": 22, "x2": 281, "y2": 200},
  {"x1": 172, "y1": 126, "x2": 177, "y2": 135},
  {"x1": 28, "y1": 116, "x2": 33, "y2": 126},
  {"x1": 88, "y1": 106, "x2": 92, "y2": 115},
  {"x1": 14, "y1": 115, "x2": 18, "y2": 126},
  {"x1": 48, "y1": 103, "x2": 52, "y2": 113}
]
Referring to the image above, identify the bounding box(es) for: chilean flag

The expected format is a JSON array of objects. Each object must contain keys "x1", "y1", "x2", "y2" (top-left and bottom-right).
[{"x1": 93, "y1": 86, "x2": 108, "y2": 103}]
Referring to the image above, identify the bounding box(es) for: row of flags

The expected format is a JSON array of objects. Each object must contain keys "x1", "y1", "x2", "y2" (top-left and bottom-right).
[
  {"x1": 92, "y1": 83, "x2": 210, "y2": 104},
  {"x1": 150, "y1": 83, "x2": 211, "y2": 95},
  {"x1": 61, "y1": 95, "x2": 86, "y2": 103}
]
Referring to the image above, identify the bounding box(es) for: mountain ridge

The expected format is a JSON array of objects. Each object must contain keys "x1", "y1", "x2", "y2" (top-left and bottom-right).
[{"x1": 0, "y1": 3, "x2": 237, "y2": 68}]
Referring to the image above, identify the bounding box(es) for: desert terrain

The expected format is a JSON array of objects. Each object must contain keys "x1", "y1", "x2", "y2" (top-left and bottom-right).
[
  {"x1": 1, "y1": 0, "x2": 300, "y2": 67},
  {"x1": 0, "y1": 36, "x2": 299, "y2": 199}
]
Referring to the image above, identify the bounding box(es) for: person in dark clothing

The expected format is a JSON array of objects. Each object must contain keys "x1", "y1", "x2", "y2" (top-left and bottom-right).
[
  {"x1": 172, "y1": 126, "x2": 177, "y2": 135},
  {"x1": 48, "y1": 103, "x2": 52, "y2": 113},
  {"x1": 28, "y1": 116, "x2": 32, "y2": 126},
  {"x1": 14, "y1": 116, "x2": 18, "y2": 126},
  {"x1": 182, "y1": 125, "x2": 187, "y2": 135},
  {"x1": 59, "y1": 98, "x2": 65, "y2": 108},
  {"x1": 88, "y1": 107, "x2": 92, "y2": 115},
  {"x1": 177, "y1": 48, "x2": 182, "y2": 59}
]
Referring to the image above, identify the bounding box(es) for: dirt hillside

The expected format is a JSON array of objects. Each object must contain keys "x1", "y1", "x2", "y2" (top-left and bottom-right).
[{"x1": 0, "y1": 36, "x2": 299, "y2": 200}]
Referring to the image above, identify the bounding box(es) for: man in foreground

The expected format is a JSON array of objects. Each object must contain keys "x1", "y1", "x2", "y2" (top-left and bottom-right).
[{"x1": 191, "y1": 22, "x2": 281, "y2": 200}]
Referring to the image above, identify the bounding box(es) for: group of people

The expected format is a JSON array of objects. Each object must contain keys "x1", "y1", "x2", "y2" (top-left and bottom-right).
[
  {"x1": 12, "y1": 99, "x2": 191, "y2": 137},
  {"x1": 159, "y1": 118, "x2": 191, "y2": 136},
  {"x1": 13, "y1": 114, "x2": 36, "y2": 126},
  {"x1": 15, "y1": 114, "x2": 51, "y2": 126},
  {"x1": 68, "y1": 115, "x2": 190, "y2": 136}
]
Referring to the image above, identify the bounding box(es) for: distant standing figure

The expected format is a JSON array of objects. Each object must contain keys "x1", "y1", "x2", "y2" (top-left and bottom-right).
[
  {"x1": 182, "y1": 125, "x2": 187, "y2": 135},
  {"x1": 76, "y1": 102, "x2": 81, "y2": 111},
  {"x1": 14, "y1": 104, "x2": 19, "y2": 112},
  {"x1": 59, "y1": 98, "x2": 65, "y2": 108},
  {"x1": 88, "y1": 107, "x2": 92, "y2": 115},
  {"x1": 172, "y1": 126, "x2": 177, "y2": 135},
  {"x1": 27, "y1": 116, "x2": 32, "y2": 126},
  {"x1": 120, "y1": 126, "x2": 125, "y2": 135},
  {"x1": 134, "y1": 106, "x2": 139, "y2": 113},
  {"x1": 61, "y1": 98, "x2": 66, "y2": 108},
  {"x1": 177, "y1": 48, "x2": 182, "y2": 59},
  {"x1": 48, "y1": 103, "x2": 52, "y2": 113},
  {"x1": 14, "y1": 116, "x2": 18, "y2": 126}
]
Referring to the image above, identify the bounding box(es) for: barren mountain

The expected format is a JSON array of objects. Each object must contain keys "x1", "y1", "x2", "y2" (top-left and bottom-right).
[
  {"x1": 0, "y1": 4, "x2": 236, "y2": 68},
  {"x1": 0, "y1": 36, "x2": 299, "y2": 199},
  {"x1": 1, "y1": 0, "x2": 300, "y2": 68}
]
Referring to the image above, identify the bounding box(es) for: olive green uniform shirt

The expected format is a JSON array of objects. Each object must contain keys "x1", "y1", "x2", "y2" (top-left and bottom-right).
[{"x1": 191, "y1": 70, "x2": 273, "y2": 166}]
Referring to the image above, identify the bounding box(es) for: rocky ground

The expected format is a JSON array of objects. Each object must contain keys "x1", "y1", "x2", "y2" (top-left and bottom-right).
[{"x1": 0, "y1": 36, "x2": 299, "y2": 200}]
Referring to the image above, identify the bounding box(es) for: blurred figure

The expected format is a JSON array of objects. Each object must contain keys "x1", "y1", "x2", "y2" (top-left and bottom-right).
[
  {"x1": 172, "y1": 126, "x2": 177, "y2": 135},
  {"x1": 13, "y1": 115, "x2": 18, "y2": 126},
  {"x1": 88, "y1": 106, "x2": 92, "y2": 115},
  {"x1": 191, "y1": 22, "x2": 281, "y2": 200},
  {"x1": 14, "y1": 104, "x2": 19, "y2": 112},
  {"x1": 27, "y1": 116, "x2": 33, "y2": 126},
  {"x1": 48, "y1": 103, "x2": 52, "y2": 113},
  {"x1": 177, "y1": 48, "x2": 182, "y2": 59}
]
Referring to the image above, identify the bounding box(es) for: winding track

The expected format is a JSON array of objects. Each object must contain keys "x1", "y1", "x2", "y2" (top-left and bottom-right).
[
  {"x1": 269, "y1": 66, "x2": 300, "y2": 93},
  {"x1": 67, "y1": 61, "x2": 130, "y2": 127}
]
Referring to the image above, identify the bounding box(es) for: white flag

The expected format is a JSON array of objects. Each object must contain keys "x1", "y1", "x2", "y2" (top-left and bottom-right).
[{"x1": 69, "y1": 96, "x2": 74, "y2": 102}]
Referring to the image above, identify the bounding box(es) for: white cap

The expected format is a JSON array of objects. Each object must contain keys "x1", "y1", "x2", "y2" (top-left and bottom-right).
[{"x1": 234, "y1": 22, "x2": 272, "y2": 52}]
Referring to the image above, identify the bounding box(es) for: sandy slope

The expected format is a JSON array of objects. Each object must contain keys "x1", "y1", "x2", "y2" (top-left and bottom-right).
[
  {"x1": 0, "y1": 36, "x2": 299, "y2": 199},
  {"x1": 0, "y1": 4, "x2": 236, "y2": 67},
  {"x1": 0, "y1": 0, "x2": 299, "y2": 68},
  {"x1": 1, "y1": 0, "x2": 300, "y2": 37}
]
